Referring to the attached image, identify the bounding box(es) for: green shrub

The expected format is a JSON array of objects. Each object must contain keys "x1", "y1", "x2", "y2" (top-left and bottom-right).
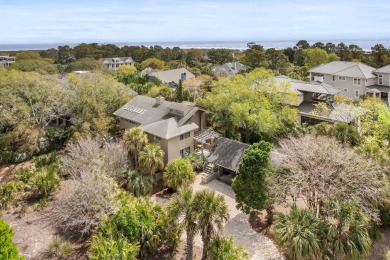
[
  {"x1": 89, "y1": 232, "x2": 139, "y2": 260},
  {"x1": 47, "y1": 236, "x2": 72, "y2": 259},
  {"x1": 97, "y1": 197, "x2": 168, "y2": 259},
  {"x1": 28, "y1": 166, "x2": 60, "y2": 199},
  {"x1": 206, "y1": 235, "x2": 248, "y2": 260},
  {"x1": 15, "y1": 168, "x2": 34, "y2": 183},
  {"x1": 0, "y1": 182, "x2": 19, "y2": 210},
  {"x1": 184, "y1": 153, "x2": 203, "y2": 171},
  {"x1": 0, "y1": 218, "x2": 24, "y2": 259},
  {"x1": 32, "y1": 152, "x2": 58, "y2": 169}
]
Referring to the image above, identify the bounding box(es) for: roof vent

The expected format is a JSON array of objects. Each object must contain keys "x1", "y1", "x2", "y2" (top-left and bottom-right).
[{"x1": 156, "y1": 96, "x2": 165, "y2": 105}]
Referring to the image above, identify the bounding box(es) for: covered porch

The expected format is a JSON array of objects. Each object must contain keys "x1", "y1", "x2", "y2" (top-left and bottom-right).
[
  {"x1": 366, "y1": 85, "x2": 390, "y2": 106},
  {"x1": 193, "y1": 129, "x2": 220, "y2": 159},
  {"x1": 201, "y1": 137, "x2": 250, "y2": 184}
]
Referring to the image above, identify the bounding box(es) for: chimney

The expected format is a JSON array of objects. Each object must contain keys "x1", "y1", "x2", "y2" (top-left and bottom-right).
[
  {"x1": 181, "y1": 72, "x2": 187, "y2": 81},
  {"x1": 156, "y1": 96, "x2": 165, "y2": 105}
]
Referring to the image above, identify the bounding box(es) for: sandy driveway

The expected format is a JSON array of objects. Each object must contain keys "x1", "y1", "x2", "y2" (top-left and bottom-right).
[{"x1": 190, "y1": 175, "x2": 283, "y2": 260}]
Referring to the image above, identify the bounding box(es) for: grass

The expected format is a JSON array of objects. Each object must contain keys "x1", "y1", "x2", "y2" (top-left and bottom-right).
[{"x1": 47, "y1": 236, "x2": 72, "y2": 259}]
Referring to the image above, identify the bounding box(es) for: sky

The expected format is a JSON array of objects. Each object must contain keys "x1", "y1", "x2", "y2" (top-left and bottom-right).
[{"x1": 1, "y1": 0, "x2": 390, "y2": 44}]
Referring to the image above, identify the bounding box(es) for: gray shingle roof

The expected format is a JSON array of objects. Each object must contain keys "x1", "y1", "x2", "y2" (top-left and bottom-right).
[
  {"x1": 275, "y1": 76, "x2": 340, "y2": 95},
  {"x1": 298, "y1": 101, "x2": 362, "y2": 123},
  {"x1": 113, "y1": 95, "x2": 200, "y2": 139},
  {"x1": 207, "y1": 137, "x2": 250, "y2": 172},
  {"x1": 140, "y1": 118, "x2": 198, "y2": 139},
  {"x1": 212, "y1": 62, "x2": 248, "y2": 75},
  {"x1": 308, "y1": 61, "x2": 376, "y2": 79},
  {"x1": 149, "y1": 68, "x2": 195, "y2": 85},
  {"x1": 374, "y1": 65, "x2": 390, "y2": 74},
  {"x1": 366, "y1": 85, "x2": 390, "y2": 93}
]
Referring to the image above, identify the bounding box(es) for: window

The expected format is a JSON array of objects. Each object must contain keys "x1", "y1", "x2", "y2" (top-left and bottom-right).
[
  {"x1": 353, "y1": 78, "x2": 361, "y2": 86},
  {"x1": 338, "y1": 76, "x2": 346, "y2": 81},
  {"x1": 379, "y1": 74, "x2": 383, "y2": 85},
  {"x1": 180, "y1": 132, "x2": 190, "y2": 140},
  {"x1": 332, "y1": 76, "x2": 335, "y2": 81},
  {"x1": 343, "y1": 88, "x2": 348, "y2": 93},
  {"x1": 180, "y1": 147, "x2": 191, "y2": 156},
  {"x1": 355, "y1": 90, "x2": 359, "y2": 98}
]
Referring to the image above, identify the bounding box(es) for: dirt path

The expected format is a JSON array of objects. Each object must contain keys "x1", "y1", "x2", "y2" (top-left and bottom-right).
[
  {"x1": 3, "y1": 206, "x2": 56, "y2": 259},
  {"x1": 190, "y1": 175, "x2": 283, "y2": 260},
  {"x1": 2, "y1": 179, "x2": 86, "y2": 260}
]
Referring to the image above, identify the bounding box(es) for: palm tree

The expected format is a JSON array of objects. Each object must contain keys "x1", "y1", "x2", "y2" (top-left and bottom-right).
[
  {"x1": 139, "y1": 143, "x2": 164, "y2": 174},
  {"x1": 163, "y1": 158, "x2": 195, "y2": 191},
  {"x1": 205, "y1": 235, "x2": 248, "y2": 260},
  {"x1": 193, "y1": 190, "x2": 229, "y2": 260},
  {"x1": 275, "y1": 204, "x2": 322, "y2": 260},
  {"x1": 123, "y1": 128, "x2": 148, "y2": 167},
  {"x1": 324, "y1": 200, "x2": 371, "y2": 259},
  {"x1": 125, "y1": 169, "x2": 153, "y2": 197},
  {"x1": 184, "y1": 153, "x2": 203, "y2": 171},
  {"x1": 167, "y1": 188, "x2": 198, "y2": 260}
]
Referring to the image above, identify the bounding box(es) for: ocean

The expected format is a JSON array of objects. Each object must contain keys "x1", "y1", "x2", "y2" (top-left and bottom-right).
[{"x1": 1, "y1": 40, "x2": 389, "y2": 51}]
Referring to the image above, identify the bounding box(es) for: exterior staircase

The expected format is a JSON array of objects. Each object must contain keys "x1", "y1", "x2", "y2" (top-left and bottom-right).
[{"x1": 200, "y1": 162, "x2": 218, "y2": 184}]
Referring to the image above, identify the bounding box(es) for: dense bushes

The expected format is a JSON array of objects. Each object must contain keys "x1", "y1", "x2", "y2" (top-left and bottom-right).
[
  {"x1": 52, "y1": 169, "x2": 119, "y2": 237},
  {"x1": 163, "y1": 158, "x2": 195, "y2": 191},
  {"x1": 0, "y1": 153, "x2": 60, "y2": 210},
  {"x1": 275, "y1": 203, "x2": 371, "y2": 260},
  {"x1": 0, "y1": 218, "x2": 24, "y2": 260},
  {"x1": 206, "y1": 235, "x2": 248, "y2": 260},
  {"x1": 91, "y1": 197, "x2": 174, "y2": 259},
  {"x1": 309, "y1": 122, "x2": 361, "y2": 146},
  {"x1": 89, "y1": 232, "x2": 139, "y2": 260},
  {"x1": 28, "y1": 166, "x2": 60, "y2": 199}
]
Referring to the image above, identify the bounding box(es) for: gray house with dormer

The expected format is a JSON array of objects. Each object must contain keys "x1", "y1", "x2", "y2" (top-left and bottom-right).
[
  {"x1": 113, "y1": 95, "x2": 208, "y2": 164},
  {"x1": 275, "y1": 75, "x2": 362, "y2": 125},
  {"x1": 309, "y1": 61, "x2": 390, "y2": 106},
  {"x1": 308, "y1": 61, "x2": 377, "y2": 100}
]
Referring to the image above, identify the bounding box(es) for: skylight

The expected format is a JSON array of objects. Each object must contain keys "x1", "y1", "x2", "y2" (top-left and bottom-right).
[{"x1": 124, "y1": 105, "x2": 146, "y2": 114}]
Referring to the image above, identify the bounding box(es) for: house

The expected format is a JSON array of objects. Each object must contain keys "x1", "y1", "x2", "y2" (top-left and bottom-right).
[
  {"x1": 275, "y1": 76, "x2": 362, "y2": 125},
  {"x1": 148, "y1": 68, "x2": 195, "y2": 87},
  {"x1": 211, "y1": 62, "x2": 247, "y2": 77},
  {"x1": 0, "y1": 55, "x2": 16, "y2": 67},
  {"x1": 366, "y1": 65, "x2": 390, "y2": 106},
  {"x1": 113, "y1": 95, "x2": 208, "y2": 164},
  {"x1": 308, "y1": 61, "x2": 377, "y2": 101},
  {"x1": 99, "y1": 57, "x2": 134, "y2": 71}
]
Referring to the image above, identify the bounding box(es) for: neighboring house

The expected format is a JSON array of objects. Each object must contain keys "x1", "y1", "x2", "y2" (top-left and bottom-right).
[
  {"x1": 308, "y1": 61, "x2": 377, "y2": 101},
  {"x1": 367, "y1": 65, "x2": 390, "y2": 106},
  {"x1": 275, "y1": 76, "x2": 362, "y2": 125},
  {"x1": 0, "y1": 55, "x2": 16, "y2": 67},
  {"x1": 211, "y1": 62, "x2": 247, "y2": 77},
  {"x1": 99, "y1": 57, "x2": 134, "y2": 70},
  {"x1": 148, "y1": 68, "x2": 195, "y2": 87},
  {"x1": 113, "y1": 95, "x2": 207, "y2": 163}
]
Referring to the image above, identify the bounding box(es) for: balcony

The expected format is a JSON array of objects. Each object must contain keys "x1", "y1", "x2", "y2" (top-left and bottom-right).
[{"x1": 313, "y1": 76, "x2": 324, "y2": 83}]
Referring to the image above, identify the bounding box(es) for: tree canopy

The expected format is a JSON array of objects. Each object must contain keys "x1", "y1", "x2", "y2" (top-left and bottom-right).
[
  {"x1": 275, "y1": 134, "x2": 387, "y2": 222},
  {"x1": 232, "y1": 141, "x2": 272, "y2": 214},
  {"x1": 199, "y1": 68, "x2": 298, "y2": 142}
]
